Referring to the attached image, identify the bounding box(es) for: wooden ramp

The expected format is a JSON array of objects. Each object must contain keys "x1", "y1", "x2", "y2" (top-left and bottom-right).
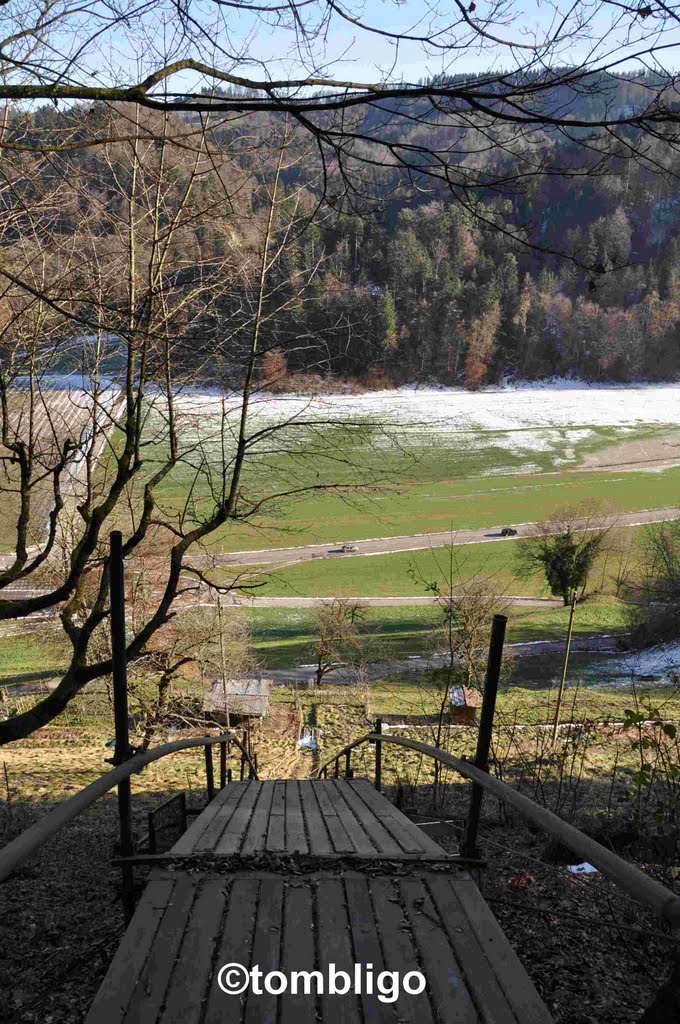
[{"x1": 86, "y1": 780, "x2": 554, "y2": 1024}]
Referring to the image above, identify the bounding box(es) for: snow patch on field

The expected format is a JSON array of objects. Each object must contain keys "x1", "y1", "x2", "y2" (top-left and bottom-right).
[
  {"x1": 592, "y1": 642, "x2": 680, "y2": 684},
  {"x1": 157, "y1": 381, "x2": 680, "y2": 473},
  {"x1": 172, "y1": 380, "x2": 680, "y2": 432}
]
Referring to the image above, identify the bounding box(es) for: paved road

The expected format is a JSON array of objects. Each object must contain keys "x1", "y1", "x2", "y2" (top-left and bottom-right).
[{"x1": 214, "y1": 506, "x2": 680, "y2": 568}]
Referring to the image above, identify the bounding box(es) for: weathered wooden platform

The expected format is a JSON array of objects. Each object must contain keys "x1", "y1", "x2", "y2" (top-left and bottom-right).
[
  {"x1": 172, "y1": 779, "x2": 449, "y2": 859},
  {"x1": 85, "y1": 780, "x2": 554, "y2": 1023}
]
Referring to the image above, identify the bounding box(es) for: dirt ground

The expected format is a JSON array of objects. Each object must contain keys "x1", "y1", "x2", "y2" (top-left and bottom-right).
[{"x1": 579, "y1": 430, "x2": 680, "y2": 473}]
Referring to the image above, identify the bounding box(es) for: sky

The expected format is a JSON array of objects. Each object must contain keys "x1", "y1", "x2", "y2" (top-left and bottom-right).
[{"x1": 80, "y1": 0, "x2": 680, "y2": 97}]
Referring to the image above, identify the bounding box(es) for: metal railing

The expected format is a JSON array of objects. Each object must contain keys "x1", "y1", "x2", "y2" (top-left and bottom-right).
[
  {"x1": 0, "y1": 730, "x2": 257, "y2": 887},
  {"x1": 315, "y1": 729, "x2": 680, "y2": 929}
]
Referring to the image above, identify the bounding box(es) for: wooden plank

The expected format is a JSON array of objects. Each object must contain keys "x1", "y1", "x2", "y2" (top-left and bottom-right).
[
  {"x1": 324, "y1": 782, "x2": 377, "y2": 857},
  {"x1": 310, "y1": 782, "x2": 355, "y2": 855},
  {"x1": 171, "y1": 783, "x2": 247, "y2": 854},
  {"x1": 330, "y1": 780, "x2": 404, "y2": 857},
  {"x1": 215, "y1": 781, "x2": 263, "y2": 855},
  {"x1": 298, "y1": 781, "x2": 334, "y2": 855},
  {"x1": 193, "y1": 784, "x2": 252, "y2": 852},
  {"x1": 347, "y1": 781, "x2": 447, "y2": 856},
  {"x1": 426, "y1": 875, "x2": 519, "y2": 1023},
  {"x1": 284, "y1": 781, "x2": 309, "y2": 855},
  {"x1": 84, "y1": 878, "x2": 174, "y2": 1023},
  {"x1": 123, "y1": 876, "x2": 198, "y2": 1024},
  {"x1": 159, "y1": 877, "x2": 228, "y2": 1023},
  {"x1": 399, "y1": 877, "x2": 479, "y2": 1024},
  {"x1": 369, "y1": 878, "x2": 435, "y2": 1024},
  {"x1": 344, "y1": 875, "x2": 397, "y2": 1022},
  {"x1": 452, "y1": 877, "x2": 554, "y2": 1024},
  {"x1": 203, "y1": 877, "x2": 260, "y2": 1024},
  {"x1": 280, "y1": 880, "x2": 317, "y2": 1024},
  {"x1": 244, "y1": 876, "x2": 284, "y2": 1024},
  {"x1": 241, "y1": 780, "x2": 275, "y2": 855},
  {"x1": 266, "y1": 781, "x2": 286, "y2": 853},
  {"x1": 315, "y1": 878, "x2": 362, "y2": 1024}
]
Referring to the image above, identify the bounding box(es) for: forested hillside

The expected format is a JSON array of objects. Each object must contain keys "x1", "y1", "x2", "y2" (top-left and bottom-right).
[{"x1": 10, "y1": 72, "x2": 680, "y2": 388}]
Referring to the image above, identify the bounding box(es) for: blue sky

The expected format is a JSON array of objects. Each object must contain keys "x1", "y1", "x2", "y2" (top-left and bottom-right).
[{"x1": 64, "y1": 0, "x2": 680, "y2": 97}]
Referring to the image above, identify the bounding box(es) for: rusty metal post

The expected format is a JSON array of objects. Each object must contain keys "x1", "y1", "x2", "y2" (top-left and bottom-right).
[
  {"x1": 461, "y1": 615, "x2": 507, "y2": 859},
  {"x1": 240, "y1": 729, "x2": 247, "y2": 781},
  {"x1": 219, "y1": 741, "x2": 227, "y2": 789},
  {"x1": 205, "y1": 744, "x2": 215, "y2": 801},
  {"x1": 110, "y1": 531, "x2": 135, "y2": 924},
  {"x1": 551, "y1": 590, "x2": 578, "y2": 747},
  {"x1": 374, "y1": 717, "x2": 382, "y2": 792}
]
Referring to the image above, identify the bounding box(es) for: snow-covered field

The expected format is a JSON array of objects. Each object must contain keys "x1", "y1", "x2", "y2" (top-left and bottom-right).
[
  {"x1": 171, "y1": 380, "x2": 680, "y2": 430},
  {"x1": 158, "y1": 380, "x2": 680, "y2": 475}
]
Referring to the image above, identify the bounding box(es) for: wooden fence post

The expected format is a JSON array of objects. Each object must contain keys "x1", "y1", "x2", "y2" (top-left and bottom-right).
[
  {"x1": 374, "y1": 717, "x2": 382, "y2": 792},
  {"x1": 345, "y1": 749, "x2": 352, "y2": 779},
  {"x1": 461, "y1": 614, "x2": 507, "y2": 859},
  {"x1": 110, "y1": 531, "x2": 135, "y2": 924}
]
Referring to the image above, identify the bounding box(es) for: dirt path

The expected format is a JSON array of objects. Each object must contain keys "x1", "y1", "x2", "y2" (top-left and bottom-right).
[{"x1": 579, "y1": 430, "x2": 680, "y2": 473}]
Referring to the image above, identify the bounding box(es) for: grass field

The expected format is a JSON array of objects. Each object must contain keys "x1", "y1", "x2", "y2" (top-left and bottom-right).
[
  {"x1": 114, "y1": 387, "x2": 680, "y2": 553},
  {"x1": 245, "y1": 600, "x2": 629, "y2": 669},
  {"x1": 174, "y1": 459, "x2": 680, "y2": 553}
]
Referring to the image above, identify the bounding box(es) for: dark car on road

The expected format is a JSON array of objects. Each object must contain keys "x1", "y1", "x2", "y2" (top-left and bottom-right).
[{"x1": 500, "y1": 527, "x2": 518, "y2": 537}]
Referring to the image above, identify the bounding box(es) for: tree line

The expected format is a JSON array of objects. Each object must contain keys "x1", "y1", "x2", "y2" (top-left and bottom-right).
[{"x1": 10, "y1": 84, "x2": 680, "y2": 392}]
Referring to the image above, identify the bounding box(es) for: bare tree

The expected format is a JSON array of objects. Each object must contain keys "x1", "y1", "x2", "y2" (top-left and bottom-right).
[
  {"x1": 312, "y1": 598, "x2": 365, "y2": 687},
  {"x1": 0, "y1": 118, "x2": 374, "y2": 744},
  {"x1": 620, "y1": 520, "x2": 680, "y2": 646},
  {"x1": 0, "y1": 1, "x2": 677, "y2": 266},
  {"x1": 408, "y1": 541, "x2": 510, "y2": 806}
]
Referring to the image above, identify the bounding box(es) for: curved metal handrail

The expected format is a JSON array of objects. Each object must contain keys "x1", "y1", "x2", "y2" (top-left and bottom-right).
[
  {"x1": 315, "y1": 733, "x2": 373, "y2": 778},
  {"x1": 0, "y1": 731, "x2": 256, "y2": 883},
  {"x1": 316, "y1": 731, "x2": 680, "y2": 928}
]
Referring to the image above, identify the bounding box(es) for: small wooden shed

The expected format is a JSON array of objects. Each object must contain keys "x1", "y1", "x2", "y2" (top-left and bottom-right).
[{"x1": 203, "y1": 678, "x2": 272, "y2": 726}]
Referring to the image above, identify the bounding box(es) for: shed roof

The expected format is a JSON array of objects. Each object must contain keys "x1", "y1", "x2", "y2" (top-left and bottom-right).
[{"x1": 204, "y1": 678, "x2": 272, "y2": 717}]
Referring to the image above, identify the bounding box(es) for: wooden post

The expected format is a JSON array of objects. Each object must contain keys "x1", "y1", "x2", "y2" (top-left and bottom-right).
[
  {"x1": 334, "y1": 758, "x2": 339, "y2": 779},
  {"x1": 551, "y1": 591, "x2": 577, "y2": 747},
  {"x1": 374, "y1": 717, "x2": 382, "y2": 792},
  {"x1": 461, "y1": 615, "x2": 507, "y2": 859},
  {"x1": 345, "y1": 749, "x2": 351, "y2": 779},
  {"x1": 227, "y1": 768, "x2": 233, "y2": 783},
  {"x1": 205, "y1": 744, "x2": 215, "y2": 801},
  {"x1": 219, "y1": 741, "x2": 227, "y2": 789},
  {"x1": 110, "y1": 531, "x2": 135, "y2": 924}
]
